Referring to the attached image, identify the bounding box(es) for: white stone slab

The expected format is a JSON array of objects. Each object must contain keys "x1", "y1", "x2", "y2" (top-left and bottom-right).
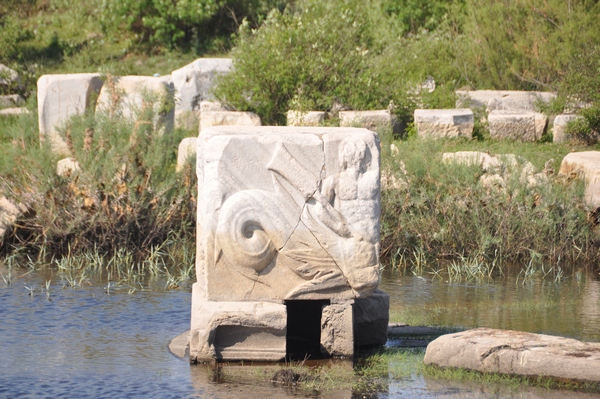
[
  {"x1": 553, "y1": 114, "x2": 585, "y2": 143},
  {"x1": 37, "y1": 73, "x2": 104, "y2": 154},
  {"x1": 96, "y1": 75, "x2": 174, "y2": 132},
  {"x1": 425, "y1": 328, "x2": 600, "y2": 383},
  {"x1": 199, "y1": 111, "x2": 261, "y2": 131},
  {"x1": 0, "y1": 107, "x2": 29, "y2": 116},
  {"x1": 456, "y1": 90, "x2": 556, "y2": 112},
  {"x1": 339, "y1": 110, "x2": 395, "y2": 130},
  {"x1": 287, "y1": 110, "x2": 326, "y2": 126},
  {"x1": 172, "y1": 58, "x2": 232, "y2": 129},
  {"x1": 414, "y1": 108, "x2": 473, "y2": 138},
  {"x1": 488, "y1": 110, "x2": 546, "y2": 141},
  {"x1": 189, "y1": 284, "x2": 287, "y2": 363},
  {"x1": 559, "y1": 151, "x2": 600, "y2": 210},
  {"x1": 176, "y1": 137, "x2": 197, "y2": 172}
]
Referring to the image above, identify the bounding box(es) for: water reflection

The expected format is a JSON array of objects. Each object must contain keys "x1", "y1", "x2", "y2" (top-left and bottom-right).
[{"x1": 380, "y1": 270, "x2": 600, "y2": 341}]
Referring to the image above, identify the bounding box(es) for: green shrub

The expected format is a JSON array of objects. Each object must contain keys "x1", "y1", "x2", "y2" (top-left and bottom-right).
[{"x1": 99, "y1": 0, "x2": 287, "y2": 51}]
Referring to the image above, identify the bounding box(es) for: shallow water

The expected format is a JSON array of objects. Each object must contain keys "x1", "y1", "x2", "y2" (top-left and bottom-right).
[{"x1": 1, "y1": 268, "x2": 599, "y2": 398}]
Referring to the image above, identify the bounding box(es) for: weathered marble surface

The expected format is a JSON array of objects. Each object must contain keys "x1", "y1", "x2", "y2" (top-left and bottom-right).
[
  {"x1": 559, "y1": 151, "x2": 600, "y2": 210},
  {"x1": 414, "y1": 109, "x2": 473, "y2": 138},
  {"x1": 172, "y1": 58, "x2": 232, "y2": 129},
  {"x1": 176, "y1": 137, "x2": 197, "y2": 172},
  {"x1": 425, "y1": 328, "x2": 600, "y2": 383},
  {"x1": 488, "y1": 110, "x2": 546, "y2": 141},
  {"x1": 339, "y1": 110, "x2": 396, "y2": 131},
  {"x1": 553, "y1": 114, "x2": 585, "y2": 143},
  {"x1": 37, "y1": 73, "x2": 104, "y2": 154},
  {"x1": 195, "y1": 126, "x2": 381, "y2": 302},
  {"x1": 199, "y1": 111, "x2": 261, "y2": 131}
]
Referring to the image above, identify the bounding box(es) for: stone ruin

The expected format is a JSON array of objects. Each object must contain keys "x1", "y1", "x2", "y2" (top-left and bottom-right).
[{"x1": 189, "y1": 126, "x2": 389, "y2": 363}]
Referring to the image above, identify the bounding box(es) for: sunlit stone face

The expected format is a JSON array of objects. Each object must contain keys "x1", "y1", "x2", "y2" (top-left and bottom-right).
[{"x1": 195, "y1": 126, "x2": 381, "y2": 302}]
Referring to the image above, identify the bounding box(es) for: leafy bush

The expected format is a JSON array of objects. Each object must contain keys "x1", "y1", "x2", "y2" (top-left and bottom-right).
[{"x1": 99, "y1": 0, "x2": 287, "y2": 51}]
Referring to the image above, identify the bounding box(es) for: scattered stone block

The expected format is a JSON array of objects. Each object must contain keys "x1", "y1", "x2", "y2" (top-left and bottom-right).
[
  {"x1": 172, "y1": 58, "x2": 232, "y2": 130},
  {"x1": 0, "y1": 94, "x2": 24, "y2": 109},
  {"x1": 414, "y1": 109, "x2": 474, "y2": 139},
  {"x1": 456, "y1": 90, "x2": 556, "y2": 112},
  {"x1": 190, "y1": 126, "x2": 386, "y2": 363},
  {"x1": 488, "y1": 110, "x2": 546, "y2": 141},
  {"x1": 56, "y1": 157, "x2": 81, "y2": 177},
  {"x1": 176, "y1": 137, "x2": 197, "y2": 172},
  {"x1": 425, "y1": 328, "x2": 600, "y2": 383},
  {"x1": 199, "y1": 111, "x2": 261, "y2": 131},
  {"x1": 0, "y1": 195, "x2": 24, "y2": 240},
  {"x1": 96, "y1": 75, "x2": 175, "y2": 133},
  {"x1": 287, "y1": 110, "x2": 326, "y2": 126},
  {"x1": 37, "y1": 73, "x2": 104, "y2": 154},
  {"x1": 339, "y1": 110, "x2": 396, "y2": 131},
  {"x1": 559, "y1": 151, "x2": 600, "y2": 210},
  {"x1": 553, "y1": 114, "x2": 585, "y2": 143},
  {"x1": 0, "y1": 107, "x2": 29, "y2": 116}
]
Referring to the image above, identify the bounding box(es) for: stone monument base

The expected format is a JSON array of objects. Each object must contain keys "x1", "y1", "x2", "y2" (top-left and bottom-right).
[{"x1": 190, "y1": 283, "x2": 389, "y2": 363}]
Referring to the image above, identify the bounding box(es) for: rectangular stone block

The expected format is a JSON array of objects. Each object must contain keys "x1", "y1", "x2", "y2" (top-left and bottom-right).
[
  {"x1": 190, "y1": 283, "x2": 287, "y2": 363},
  {"x1": 321, "y1": 301, "x2": 354, "y2": 357},
  {"x1": 287, "y1": 110, "x2": 326, "y2": 126},
  {"x1": 553, "y1": 114, "x2": 585, "y2": 144},
  {"x1": 196, "y1": 126, "x2": 381, "y2": 303},
  {"x1": 456, "y1": 90, "x2": 556, "y2": 112},
  {"x1": 172, "y1": 58, "x2": 232, "y2": 130},
  {"x1": 414, "y1": 108, "x2": 473, "y2": 138},
  {"x1": 37, "y1": 73, "x2": 104, "y2": 154},
  {"x1": 354, "y1": 289, "x2": 389, "y2": 347},
  {"x1": 488, "y1": 110, "x2": 546, "y2": 141},
  {"x1": 200, "y1": 111, "x2": 261, "y2": 131},
  {"x1": 339, "y1": 110, "x2": 395, "y2": 130}
]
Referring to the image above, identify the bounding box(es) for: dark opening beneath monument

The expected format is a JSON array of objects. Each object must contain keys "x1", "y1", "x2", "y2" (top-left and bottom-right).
[{"x1": 285, "y1": 300, "x2": 330, "y2": 360}]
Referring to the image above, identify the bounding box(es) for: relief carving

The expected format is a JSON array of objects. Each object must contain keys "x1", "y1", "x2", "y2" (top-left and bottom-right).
[{"x1": 200, "y1": 127, "x2": 380, "y2": 301}]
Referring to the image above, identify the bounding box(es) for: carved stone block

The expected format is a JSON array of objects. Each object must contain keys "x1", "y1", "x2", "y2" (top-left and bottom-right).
[
  {"x1": 196, "y1": 126, "x2": 380, "y2": 302},
  {"x1": 414, "y1": 108, "x2": 474, "y2": 138},
  {"x1": 191, "y1": 126, "x2": 385, "y2": 362}
]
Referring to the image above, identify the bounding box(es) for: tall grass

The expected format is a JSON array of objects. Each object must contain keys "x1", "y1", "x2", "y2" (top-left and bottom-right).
[
  {"x1": 379, "y1": 131, "x2": 600, "y2": 275},
  {"x1": 0, "y1": 88, "x2": 197, "y2": 274}
]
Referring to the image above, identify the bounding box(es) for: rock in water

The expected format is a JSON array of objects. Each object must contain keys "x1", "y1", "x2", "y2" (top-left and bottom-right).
[{"x1": 424, "y1": 328, "x2": 600, "y2": 383}]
